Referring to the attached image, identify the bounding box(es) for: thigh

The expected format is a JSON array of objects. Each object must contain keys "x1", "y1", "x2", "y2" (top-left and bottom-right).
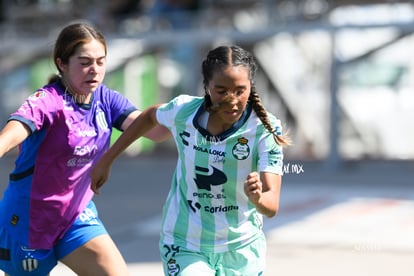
[
  {"x1": 218, "y1": 234, "x2": 267, "y2": 276},
  {"x1": 56, "y1": 202, "x2": 128, "y2": 275},
  {"x1": 55, "y1": 201, "x2": 108, "y2": 260},
  {"x1": 160, "y1": 244, "x2": 215, "y2": 276},
  {"x1": 60, "y1": 234, "x2": 129, "y2": 276}
]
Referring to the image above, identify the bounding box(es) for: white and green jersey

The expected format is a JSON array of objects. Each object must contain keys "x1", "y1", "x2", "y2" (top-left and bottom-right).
[{"x1": 156, "y1": 95, "x2": 283, "y2": 253}]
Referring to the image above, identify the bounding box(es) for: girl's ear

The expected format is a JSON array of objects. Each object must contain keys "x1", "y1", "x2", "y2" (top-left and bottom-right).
[{"x1": 56, "y1": 58, "x2": 65, "y2": 73}]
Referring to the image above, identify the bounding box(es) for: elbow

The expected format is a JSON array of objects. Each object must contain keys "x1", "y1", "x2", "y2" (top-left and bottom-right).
[
  {"x1": 144, "y1": 125, "x2": 171, "y2": 142},
  {"x1": 260, "y1": 205, "x2": 279, "y2": 218},
  {"x1": 256, "y1": 197, "x2": 280, "y2": 218},
  {"x1": 265, "y1": 208, "x2": 278, "y2": 218}
]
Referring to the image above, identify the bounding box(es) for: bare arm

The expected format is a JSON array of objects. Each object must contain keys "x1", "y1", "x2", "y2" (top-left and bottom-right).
[
  {"x1": 244, "y1": 171, "x2": 282, "y2": 217},
  {"x1": 90, "y1": 104, "x2": 162, "y2": 193},
  {"x1": 0, "y1": 120, "x2": 31, "y2": 158},
  {"x1": 121, "y1": 110, "x2": 170, "y2": 142}
]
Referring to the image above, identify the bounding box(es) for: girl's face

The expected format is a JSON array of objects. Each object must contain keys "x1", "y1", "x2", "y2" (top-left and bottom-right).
[
  {"x1": 58, "y1": 39, "x2": 106, "y2": 97},
  {"x1": 207, "y1": 65, "x2": 251, "y2": 126}
]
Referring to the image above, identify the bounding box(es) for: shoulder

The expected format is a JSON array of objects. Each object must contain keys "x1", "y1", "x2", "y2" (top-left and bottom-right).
[
  {"x1": 94, "y1": 83, "x2": 122, "y2": 99},
  {"x1": 171, "y1": 94, "x2": 203, "y2": 105},
  {"x1": 92, "y1": 84, "x2": 132, "y2": 108},
  {"x1": 266, "y1": 111, "x2": 280, "y2": 125},
  {"x1": 160, "y1": 94, "x2": 203, "y2": 111},
  {"x1": 249, "y1": 108, "x2": 282, "y2": 135},
  {"x1": 25, "y1": 83, "x2": 62, "y2": 106}
]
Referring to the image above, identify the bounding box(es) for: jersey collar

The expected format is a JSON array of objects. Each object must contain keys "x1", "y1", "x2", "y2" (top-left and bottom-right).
[{"x1": 193, "y1": 101, "x2": 253, "y2": 142}]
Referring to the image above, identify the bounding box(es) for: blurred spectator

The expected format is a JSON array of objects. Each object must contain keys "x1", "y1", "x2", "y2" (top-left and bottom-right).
[
  {"x1": 0, "y1": 0, "x2": 4, "y2": 22},
  {"x1": 108, "y1": 0, "x2": 143, "y2": 18},
  {"x1": 148, "y1": 0, "x2": 200, "y2": 29}
]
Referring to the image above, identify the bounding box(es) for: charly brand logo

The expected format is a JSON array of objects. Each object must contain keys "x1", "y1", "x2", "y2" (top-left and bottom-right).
[
  {"x1": 179, "y1": 130, "x2": 190, "y2": 146},
  {"x1": 282, "y1": 163, "x2": 305, "y2": 174}
]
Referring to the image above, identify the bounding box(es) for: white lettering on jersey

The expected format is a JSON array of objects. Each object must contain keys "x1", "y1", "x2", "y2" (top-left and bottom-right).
[
  {"x1": 77, "y1": 128, "x2": 97, "y2": 137},
  {"x1": 73, "y1": 145, "x2": 98, "y2": 156}
]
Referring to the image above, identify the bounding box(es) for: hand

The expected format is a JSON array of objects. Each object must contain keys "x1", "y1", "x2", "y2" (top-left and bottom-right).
[
  {"x1": 244, "y1": 172, "x2": 262, "y2": 204},
  {"x1": 90, "y1": 160, "x2": 111, "y2": 194}
]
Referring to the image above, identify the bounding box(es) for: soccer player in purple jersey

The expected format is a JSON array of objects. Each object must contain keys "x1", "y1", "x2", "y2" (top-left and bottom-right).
[{"x1": 0, "y1": 23, "x2": 169, "y2": 275}]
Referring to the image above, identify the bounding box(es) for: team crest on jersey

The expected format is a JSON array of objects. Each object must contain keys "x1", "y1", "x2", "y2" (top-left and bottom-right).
[
  {"x1": 232, "y1": 137, "x2": 250, "y2": 160},
  {"x1": 28, "y1": 90, "x2": 46, "y2": 101},
  {"x1": 167, "y1": 258, "x2": 180, "y2": 276},
  {"x1": 95, "y1": 102, "x2": 109, "y2": 132},
  {"x1": 20, "y1": 247, "x2": 39, "y2": 272}
]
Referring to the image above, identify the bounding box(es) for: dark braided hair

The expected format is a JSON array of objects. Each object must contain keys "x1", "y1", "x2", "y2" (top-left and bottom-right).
[{"x1": 202, "y1": 45, "x2": 291, "y2": 146}]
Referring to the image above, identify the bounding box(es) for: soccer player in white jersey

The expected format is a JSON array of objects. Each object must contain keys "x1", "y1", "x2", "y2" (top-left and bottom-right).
[{"x1": 91, "y1": 45, "x2": 291, "y2": 276}]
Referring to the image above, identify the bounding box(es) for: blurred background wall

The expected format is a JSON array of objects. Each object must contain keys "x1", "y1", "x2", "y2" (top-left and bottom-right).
[{"x1": 1, "y1": 0, "x2": 414, "y2": 165}]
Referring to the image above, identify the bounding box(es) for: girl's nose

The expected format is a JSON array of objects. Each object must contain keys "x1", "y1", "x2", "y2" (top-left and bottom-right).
[
  {"x1": 223, "y1": 93, "x2": 238, "y2": 106},
  {"x1": 89, "y1": 66, "x2": 97, "y2": 75}
]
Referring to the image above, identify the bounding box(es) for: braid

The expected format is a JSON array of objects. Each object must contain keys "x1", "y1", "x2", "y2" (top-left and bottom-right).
[
  {"x1": 204, "y1": 93, "x2": 213, "y2": 112},
  {"x1": 249, "y1": 90, "x2": 291, "y2": 146}
]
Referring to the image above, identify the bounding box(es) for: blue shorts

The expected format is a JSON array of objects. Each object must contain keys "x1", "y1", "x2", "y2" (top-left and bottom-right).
[{"x1": 0, "y1": 201, "x2": 107, "y2": 275}]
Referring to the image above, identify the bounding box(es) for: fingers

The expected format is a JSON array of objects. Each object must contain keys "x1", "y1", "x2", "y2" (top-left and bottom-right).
[
  {"x1": 90, "y1": 161, "x2": 111, "y2": 194},
  {"x1": 246, "y1": 171, "x2": 259, "y2": 180},
  {"x1": 244, "y1": 172, "x2": 262, "y2": 197},
  {"x1": 245, "y1": 172, "x2": 261, "y2": 189},
  {"x1": 90, "y1": 171, "x2": 107, "y2": 195},
  {"x1": 91, "y1": 181, "x2": 100, "y2": 195},
  {"x1": 90, "y1": 178, "x2": 101, "y2": 195}
]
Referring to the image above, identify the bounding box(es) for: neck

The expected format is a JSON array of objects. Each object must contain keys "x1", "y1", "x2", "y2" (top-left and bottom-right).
[
  {"x1": 61, "y1": 78, "x2": 91, "y2": 104},
  {"x1": 207, "y1": 113, "x2": 233, "y2": 135}
]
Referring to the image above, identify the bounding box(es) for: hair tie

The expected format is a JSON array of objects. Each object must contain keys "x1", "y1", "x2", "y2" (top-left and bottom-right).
[{"x1": 273, "y1": 126, "x2": 282, "y2": 136}]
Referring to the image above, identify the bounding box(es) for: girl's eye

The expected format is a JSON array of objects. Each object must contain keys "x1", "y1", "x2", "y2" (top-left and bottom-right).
[
  {"x1": 214, "y1": 89, "x2": 245, "y2": 96},
  {"x1": 80, "y1": 60, "x2": 92, "y2": 66},
  {"x1": 79, "y1": 58, "x2": 105, "y2": 66}
]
